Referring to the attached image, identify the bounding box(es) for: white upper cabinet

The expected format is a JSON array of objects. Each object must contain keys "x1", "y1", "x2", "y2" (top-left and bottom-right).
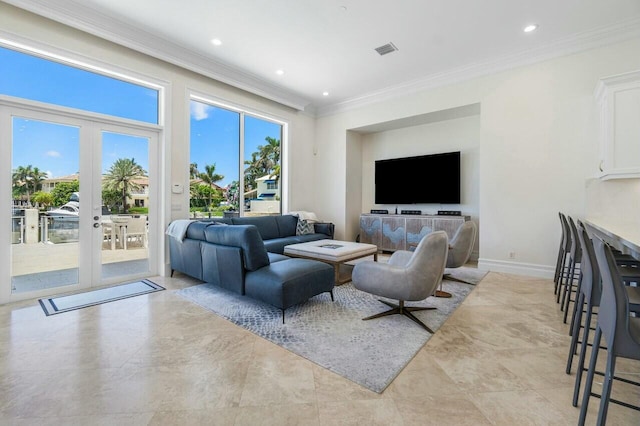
[{"x1": 595, "y1": 70, "x2": 640, "y2": 179}]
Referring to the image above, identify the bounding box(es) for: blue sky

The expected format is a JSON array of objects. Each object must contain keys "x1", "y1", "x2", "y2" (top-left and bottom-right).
[
  {"x1": 190, "y1": 102, "x2": 282, "y2": 186},
  {"x1": 2, "y1": 46, "x2": 155, "y2": 177},
  {"x1": 12, "y1": 118, "x2": 149, "y2": 177},
  {"x1": 2, "y1": 46, "x2": 281, "y2": 188},
  {"x1": 0, "y1": 47, "x2": 158, "y2": 123}
]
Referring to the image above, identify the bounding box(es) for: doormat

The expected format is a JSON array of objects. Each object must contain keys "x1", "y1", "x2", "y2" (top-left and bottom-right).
[{"x1": 38, "y1": 279, "x2": 164, "y2": 316}]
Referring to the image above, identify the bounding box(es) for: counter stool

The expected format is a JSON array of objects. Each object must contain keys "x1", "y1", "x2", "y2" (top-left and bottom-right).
[
  {"x1": 578, "y1": 237, "x2": 640, "y2": 426},
  {"x1": 566, "y1": 223, "x2": 640, "y2": 408},
  {"x1": 554, "y1": 212, "x2": 572, "y2": 296},
  {"x1": 559, "y1": 216, "x2": 582, "y2": 322},
  {"x1": 562, "y1": 217, "x2": 640, "y2": 326}
]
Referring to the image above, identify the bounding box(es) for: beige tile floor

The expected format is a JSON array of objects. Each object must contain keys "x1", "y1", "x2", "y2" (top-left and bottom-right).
[{"x1": 1, "y1": 271, "x2": 639, "y2": 425}]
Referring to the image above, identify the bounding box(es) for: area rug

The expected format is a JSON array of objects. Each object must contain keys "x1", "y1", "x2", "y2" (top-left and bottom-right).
[
  {"x1": 176, "y1": 268, "x2": 486, "y2": 393},
  {"x1": 39, "y1": 279, "x2": 164, "y2": 316}
]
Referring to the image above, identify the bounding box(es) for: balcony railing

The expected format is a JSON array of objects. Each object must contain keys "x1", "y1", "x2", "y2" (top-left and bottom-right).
[{"x1": 11, "y1": 216, "x2": 24, "y2": 244}]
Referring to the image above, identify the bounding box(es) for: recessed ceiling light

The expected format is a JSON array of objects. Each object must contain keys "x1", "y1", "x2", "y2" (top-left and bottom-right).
[
  {"x1": 211, "y1": 38, "x2": 222, "y2": 46},
  {"x1": 523, "y1": 24, "x2": 538, "y2": 33},
  {"x1": 322, "y1": 91, "x2": 329, "y2": 97},
  {"x1": 276, "y1": 69, "x2": 285, "y2": 76}
]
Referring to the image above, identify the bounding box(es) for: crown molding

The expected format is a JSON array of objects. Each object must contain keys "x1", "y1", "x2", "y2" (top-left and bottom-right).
[
  {"x1": 316, "y1": 16, "x2": 640, "y2": 117},
  {"x1": 5, "y1": 1, "x2": 639, "y2": 117},
  {"x1": 3, "y1": 0, "x2": 311, "y2": 111}
]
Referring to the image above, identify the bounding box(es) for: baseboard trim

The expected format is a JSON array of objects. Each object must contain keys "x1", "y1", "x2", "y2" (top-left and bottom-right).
[{"x1": 478, "y1": 258, "x2": 554, "y2": 279}]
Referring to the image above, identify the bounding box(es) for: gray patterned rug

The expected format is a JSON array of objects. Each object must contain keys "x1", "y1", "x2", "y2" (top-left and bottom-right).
[{"x1": 176, "y1": 267, "x2": 486, "y2": 393}]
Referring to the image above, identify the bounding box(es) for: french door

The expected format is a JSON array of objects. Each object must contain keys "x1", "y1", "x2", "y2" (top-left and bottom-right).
[{"x1": 0, "y1": 99, "x2": 160, "y2": 303}]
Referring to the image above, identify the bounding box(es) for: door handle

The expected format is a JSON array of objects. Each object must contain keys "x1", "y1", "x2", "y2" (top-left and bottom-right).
[{"x1": 93, "y1": 223, "x2": 101, "y2": 228}]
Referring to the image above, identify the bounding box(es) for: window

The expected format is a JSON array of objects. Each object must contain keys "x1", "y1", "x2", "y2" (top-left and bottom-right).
[
  {"x1": 189, "y1": 99, "x2": 283, "y2": 217},
  {"x1": 0, "y1": 46, "x2": 159, "y2": 124}
]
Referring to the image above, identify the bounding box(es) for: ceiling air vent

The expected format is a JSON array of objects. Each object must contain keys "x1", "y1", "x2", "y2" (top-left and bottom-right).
[{"x1": 374, "y1": 42, "x2": 398, "y2": 56}]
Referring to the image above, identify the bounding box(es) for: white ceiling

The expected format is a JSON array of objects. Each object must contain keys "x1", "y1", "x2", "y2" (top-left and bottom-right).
[{"x1": 6, "y1": 0, "x2": 640, "y2": 114}]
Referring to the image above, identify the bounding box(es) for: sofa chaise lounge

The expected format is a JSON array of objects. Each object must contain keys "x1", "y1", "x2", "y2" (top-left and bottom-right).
[{"x1": 168, "y1": 215, "x2": 335, "y2": 321}]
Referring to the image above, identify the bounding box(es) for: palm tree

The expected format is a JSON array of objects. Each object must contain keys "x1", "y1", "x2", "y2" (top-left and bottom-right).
[
  {"x1": 256, "y1": 137, "x2": 280, "y2": 176},
  {"x1": 199, "y1": 164, "x2": 224, "y2": 210},
  {"x1": 28, "y1": 167, "x2": 48, "y2": 196},
  {"x1": 12, "y1": 165, "x2": 48, "y2": 207},
  {"x1": 255, "y1": 137, "x2": 280, "y2": 176},
  {"x1": 244, "y1": 137, "x2": 281, "y2": 192},
  {"x1": 102, "y1": 158, "x2": 146, "y2": 213},
  {"x1": 189, "y1": 162, "x2": 199, "y2": 179},
  {"x1": 243, "y1": 152, "x2": 261, "y2": 191},
  {"x1": 12, "y1": 165, "x2": 30, "y2": 205}
]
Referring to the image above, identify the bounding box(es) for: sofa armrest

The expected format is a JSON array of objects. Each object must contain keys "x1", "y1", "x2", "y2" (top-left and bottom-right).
[
  {"x1": 169, "y1": 237, "x2": 203, "y2": 280},
  {"x1": 201, "y1": 242, "x2": 245, "y2": 294},
  {"x1": 314, "y1": 222, "x2": 335, "y2": 239}
]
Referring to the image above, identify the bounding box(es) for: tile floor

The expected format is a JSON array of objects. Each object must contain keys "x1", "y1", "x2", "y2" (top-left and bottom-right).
[{"x1": 1, "y1": 271, "x2": 638, "y2": 425}]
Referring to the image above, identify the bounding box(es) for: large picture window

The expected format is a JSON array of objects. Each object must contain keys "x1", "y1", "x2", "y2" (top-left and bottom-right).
[
  {"x1": 189, "y1": 99, "x2": 283, "y2": 217},
  {"x1": 0, "y1": 46, "x2": 159, "y2": 124}
]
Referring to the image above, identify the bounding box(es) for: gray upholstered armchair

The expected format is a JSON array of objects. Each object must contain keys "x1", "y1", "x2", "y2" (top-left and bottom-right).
[
  {"x1": 351, "y1": 231, "x2": 449, "y2": 332},
  {"x1": 443, "y1": 221, "x2": 477, "y2": 287}
]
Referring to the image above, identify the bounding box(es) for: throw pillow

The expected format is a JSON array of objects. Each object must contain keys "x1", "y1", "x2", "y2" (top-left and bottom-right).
[{"x1": 296, "y1": 218, "x2": 315, "y2": 235}]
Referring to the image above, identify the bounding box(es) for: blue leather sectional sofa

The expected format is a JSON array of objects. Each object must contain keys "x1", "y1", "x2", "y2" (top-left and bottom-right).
[{"x1": 169, "y1": 215, "x2": 336, "y2": 321}]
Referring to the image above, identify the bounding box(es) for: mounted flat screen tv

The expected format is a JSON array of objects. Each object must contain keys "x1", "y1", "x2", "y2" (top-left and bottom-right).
[{"x1": 375, "y1": 151, "x2": 460, "y2": 204}]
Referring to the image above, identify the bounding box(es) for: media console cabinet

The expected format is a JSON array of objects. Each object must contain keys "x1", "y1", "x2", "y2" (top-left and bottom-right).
[{"x1": 359, "y1": 213, "x2": 470, "y2": 252}]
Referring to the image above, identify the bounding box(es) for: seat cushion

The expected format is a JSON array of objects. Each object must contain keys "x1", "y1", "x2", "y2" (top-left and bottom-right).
[
  {"x1": 245, "y1": 259, "x2": 334, "y2": 310},
  {"x1": 263, "y1": 237, "x2": 299, "y2": 255},
  {"x1": 268, "y1": 252, "x2": 290, "y2": 263},
  {"x1": 263, "y1": 234, "x2": 328, "y2": 254}
]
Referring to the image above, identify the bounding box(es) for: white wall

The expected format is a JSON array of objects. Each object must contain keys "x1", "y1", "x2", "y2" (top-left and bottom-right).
[
  {"x1": 345, "y1": 131, "x2": 363, "y2": 240},
  {"x1": 585, "y1": 178, "x2": 640, "y2": 228},
  {"x1": 316, "y1": 37, "x2": 640, "y2": 278},
  {"x1": 357, "y1": 115, "x2": 480, "y2": 257}
]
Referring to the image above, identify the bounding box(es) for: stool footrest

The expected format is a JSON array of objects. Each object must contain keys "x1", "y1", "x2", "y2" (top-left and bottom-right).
[{"x1": 589, "y1": 393, "x2": 640, "y2": 412}]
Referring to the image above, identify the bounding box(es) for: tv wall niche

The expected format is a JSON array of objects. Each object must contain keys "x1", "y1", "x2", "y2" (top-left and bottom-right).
[{"x1": 358, "y1": 113, "x2": 480, "y2": 239}]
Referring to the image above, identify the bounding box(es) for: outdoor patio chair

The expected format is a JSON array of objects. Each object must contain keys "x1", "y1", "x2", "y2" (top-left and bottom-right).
[{"x1": 123, "y1": 215, "x2": 147, "y2": 250}]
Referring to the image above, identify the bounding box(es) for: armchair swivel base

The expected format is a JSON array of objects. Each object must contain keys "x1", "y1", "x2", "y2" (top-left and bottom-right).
[
  {"x1": 435, "y1": 289, "x2": 453, "y2": 298},
  {"x1": 363, "y1": 300, "x2": 437, "y2": 333},
  {"x1": 352, "y1": 231, "x2": 449, "y2": 333},
  {"x1": 442, "y1": 274, "x2": 475, "y2": 286}
]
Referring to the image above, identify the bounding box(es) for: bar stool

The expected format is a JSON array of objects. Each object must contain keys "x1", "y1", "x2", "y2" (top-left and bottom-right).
[
  {"x1": 565, "y1": 223, "x2": 640, "y2": 407},
  {"x1": 563, "y1": 218, "x2": 640, "y2": 327},
  {"x1": 559, "y1": 216, "x2": 581, "y2": 318},
  {"x1": 578, "y1": 237, "x2": 640, "y2": 426},
  {"x1": 554, "y1": 212, "x2": 571, "y2": 296}
]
